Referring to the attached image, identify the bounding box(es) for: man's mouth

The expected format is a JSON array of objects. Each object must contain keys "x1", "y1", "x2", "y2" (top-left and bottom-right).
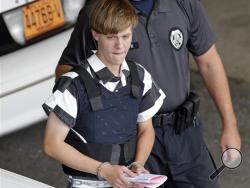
[{"x1": 113, "y1": 51, "x2": 125, "y2": 55}]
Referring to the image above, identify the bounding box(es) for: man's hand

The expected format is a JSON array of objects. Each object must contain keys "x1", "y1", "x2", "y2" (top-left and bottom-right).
[{"x1": 101, "y1": 164, "x2": 136, "y2": 188}]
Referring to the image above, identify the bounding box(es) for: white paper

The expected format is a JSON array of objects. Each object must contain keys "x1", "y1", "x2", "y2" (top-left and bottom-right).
[
  {"x1": 128, "y1": 174, "x2": 167, "y2": 188},
  {"x1": 78, "y1": 173, "x2": 168, "y2": 188}
]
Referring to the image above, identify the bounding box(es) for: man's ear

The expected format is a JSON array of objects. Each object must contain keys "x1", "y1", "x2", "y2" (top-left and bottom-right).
[{"x1": 91, "y1": 29, "x2": 99, "y2": 41}]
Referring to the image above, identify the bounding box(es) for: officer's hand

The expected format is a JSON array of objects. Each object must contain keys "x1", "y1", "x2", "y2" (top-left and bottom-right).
[
  {"x1": 101, "y1": 164, "x2": 136, "y2": 188},
  {"x1": 220, "y1": 121, "x2": 241, "y2": 152}
]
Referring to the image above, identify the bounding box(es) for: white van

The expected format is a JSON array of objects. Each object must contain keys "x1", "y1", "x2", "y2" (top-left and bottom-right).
[{"x1": 0, "y1": 0, "x2": 86, "y2": 136}]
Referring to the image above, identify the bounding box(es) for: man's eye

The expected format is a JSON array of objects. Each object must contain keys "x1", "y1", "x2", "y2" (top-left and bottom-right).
[
  {"x1": 107, "y1": 36, "x2": 115, "y2": 39},
  {"x1": 122, "y1": 35, "x2": 130, "y2": 40}
]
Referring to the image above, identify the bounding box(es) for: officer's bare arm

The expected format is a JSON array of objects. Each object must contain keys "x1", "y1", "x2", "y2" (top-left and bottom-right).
[
  {"x1": 194, "y1": 44, "x2": 241, "y2": 152},
  {"x1": 134, "y1": 118, "x2": 155, "y2": 170},
  {"x1": 55, "y1": 64, "x2": 73, "y2": 80}
]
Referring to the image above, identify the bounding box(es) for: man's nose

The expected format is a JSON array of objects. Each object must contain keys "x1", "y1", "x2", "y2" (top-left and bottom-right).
[{"x1": 115, "y1": 38, "x2": 123, "y2": 48}]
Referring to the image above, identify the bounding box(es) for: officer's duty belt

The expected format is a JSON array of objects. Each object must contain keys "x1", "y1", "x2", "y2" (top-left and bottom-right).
[
  {"x1": 153, "y1": 112, "x2": 176, "y2": 127},
  {"x1": 153, "y1": 91, "x2": 200, "y2": 134}
]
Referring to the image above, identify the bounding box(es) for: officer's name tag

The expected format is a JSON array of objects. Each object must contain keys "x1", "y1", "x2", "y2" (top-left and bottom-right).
[{"x1": 130, "y1": 42, "x2": 139, "y2": 49}]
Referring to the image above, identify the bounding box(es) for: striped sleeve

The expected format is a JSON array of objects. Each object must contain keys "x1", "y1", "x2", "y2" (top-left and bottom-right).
[
  {"x1": 136, "y1": 64, "x2": 166, "y2": 123},
  {"x1": 42, "y1": 72, "x2": 79, "y2": 128}
]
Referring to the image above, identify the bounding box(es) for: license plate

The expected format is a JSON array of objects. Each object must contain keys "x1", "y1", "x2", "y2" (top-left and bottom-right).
[{"x1": 23, "y1": 0, "x2": 65, "y2": 40}]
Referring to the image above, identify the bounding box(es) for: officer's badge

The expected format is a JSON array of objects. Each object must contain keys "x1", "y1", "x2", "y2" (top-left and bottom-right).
[{"x1": 169, "y1": 28, "x2": 183, "y2": 50}]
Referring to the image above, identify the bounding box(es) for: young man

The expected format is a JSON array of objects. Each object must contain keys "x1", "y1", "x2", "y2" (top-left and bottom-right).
[
  {"x1": 55, "y1": 0, "x2": 241, "y2": 187},
  {"x1": 42, "y1": 0, "x2": 165, "y2": 187}
]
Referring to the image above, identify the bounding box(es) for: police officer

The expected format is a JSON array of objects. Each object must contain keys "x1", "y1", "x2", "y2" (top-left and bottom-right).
[
  {"x1": 42, "y1": 0, "x2": 165, "y2": 187},
  {"x1": 55, "y1": 0, "x2": 241, "y2": 187}
]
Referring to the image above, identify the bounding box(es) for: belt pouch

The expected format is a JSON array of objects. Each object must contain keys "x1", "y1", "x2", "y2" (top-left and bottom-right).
[{"x1": 176, "y1": 100, "x2": 193, "y2": 134}]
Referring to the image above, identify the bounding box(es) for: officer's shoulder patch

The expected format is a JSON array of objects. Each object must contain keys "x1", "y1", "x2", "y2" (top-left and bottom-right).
[{"x1": 169, "y1": 27, "x2": 184, "y2": 50}]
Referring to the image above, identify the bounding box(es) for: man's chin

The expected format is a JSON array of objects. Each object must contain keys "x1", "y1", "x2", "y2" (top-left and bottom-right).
[{"x1": 113, "y1": 56, "x2": 126, "y2": 64}]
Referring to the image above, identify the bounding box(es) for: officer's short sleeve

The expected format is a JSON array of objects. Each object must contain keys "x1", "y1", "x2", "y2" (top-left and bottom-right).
[
  {"x1": 187, "y1": 0, "x2": 216, "y2": 56},
  {"x1": 58, "y1": 3, "x2": 97, "y2": 66},
  {"x1": 136, "y1": 65, "x2": 166, "y2": 123},
  {"x1": 42, "y1": 72, "x2": 79, "y2": 128}
]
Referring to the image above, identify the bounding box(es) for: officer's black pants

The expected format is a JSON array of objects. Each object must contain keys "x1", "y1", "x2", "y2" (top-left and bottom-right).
[{"x1": 146, "y1": 118, "x2": 218, "y2": 188}]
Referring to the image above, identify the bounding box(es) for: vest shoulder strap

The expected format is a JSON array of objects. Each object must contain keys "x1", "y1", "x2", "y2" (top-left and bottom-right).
[
  {"x1": 126, "y1": 60, "x2": 141, "y2": 99},
  {"x1": 73, "y1": 65, "x2": 104, "y2": 111}
]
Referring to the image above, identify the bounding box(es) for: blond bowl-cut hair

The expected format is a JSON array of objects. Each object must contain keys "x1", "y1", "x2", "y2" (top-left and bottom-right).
[{"x1": 90, "y1": 0, "x2": 138, "y2": 34}]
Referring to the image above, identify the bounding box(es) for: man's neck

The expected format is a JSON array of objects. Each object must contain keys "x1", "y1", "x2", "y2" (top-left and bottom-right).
[{"x1": 107, "y1": 64, "x2": 121, "y2": 77}]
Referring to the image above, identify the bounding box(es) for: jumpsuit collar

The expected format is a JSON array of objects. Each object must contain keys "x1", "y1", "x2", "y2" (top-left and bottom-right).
[{"x1": 87, "y1": 54, "x2": 130, "y2": 86}]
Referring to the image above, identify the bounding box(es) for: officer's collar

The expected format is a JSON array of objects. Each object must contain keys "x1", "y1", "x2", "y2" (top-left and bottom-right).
[
  {"x1": 132, "y1": 0, "x2": 171, "y2": 14},
  {"x1": 157, "y1": 0, "x2": 171, "y2": 13},
  {"x1": 87, "y1": 54, "x2": 130, "y2": 84}
]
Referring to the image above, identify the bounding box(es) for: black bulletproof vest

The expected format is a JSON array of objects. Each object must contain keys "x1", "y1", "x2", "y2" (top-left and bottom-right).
[{"x1": 63, "y1": 61, "x2": 143, "y2": 177}]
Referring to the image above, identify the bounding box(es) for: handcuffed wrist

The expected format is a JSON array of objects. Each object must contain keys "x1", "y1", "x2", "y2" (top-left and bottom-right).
[{"x1": 96, "y1": 162, "x2": 110, "y2": 180}]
